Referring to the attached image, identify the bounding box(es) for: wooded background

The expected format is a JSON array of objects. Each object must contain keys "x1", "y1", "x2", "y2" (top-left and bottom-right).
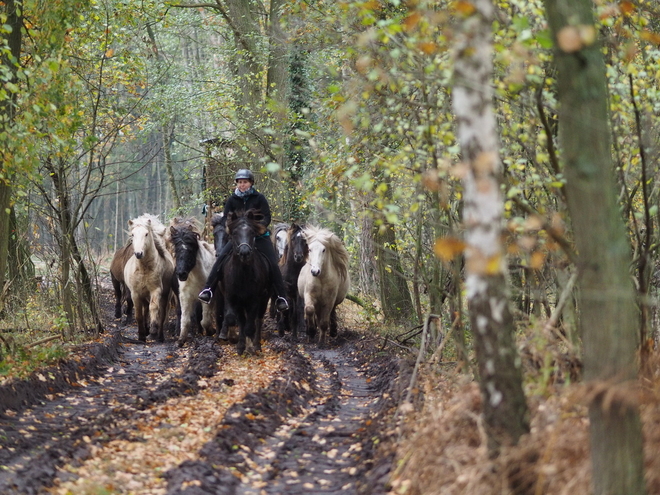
[
  {"x1": 3, "y1": 0, "x2": 660, "y2": 490},
  {"x1": 1, "y1": 0, "x2": 658, "y2": 349}
]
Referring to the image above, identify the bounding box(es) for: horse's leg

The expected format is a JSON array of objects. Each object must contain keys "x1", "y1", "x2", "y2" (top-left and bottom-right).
[
  {"x1": 111, "y1": 274, "x2": 123, "y2": 319},
  {"x1": 173, "y1": 294, "x2": 181, "y2": 338},
  {"x1": 157, "y1": 289, "x2": 171, "y2": 343},
  {"x1": 330, "y1": 307, "x2": 338, "y2": 338},
  {"x1": 293, "y1": 294, "x2": 304, "y2": 342},
  {"x1": 218, "y1": 297, "x2": 235, "y2": 341},
  {"x1": 304, "y1": 301, "x2": 317, "y2": 343},
  {"x1": 149, "y1": 288, "x2": 163, "y2": 341},
  {"x1": 135, "y1": 299, "x2": 147, "y2": 342},
  {"x1": 177, "y1": 292, "x2": 193, "y2": 345},
  {"x1": 236, "y1": 311, "x2": 248, "y2": 356},
  {"x1": 269, "y1": 294, "x2": 277, "y2": 320},
  {"x1": 200, "y1": 300, "x2": 215, "y2": 336},
  {"x1": 253, "y1": 316, "x2": 263, "y2": 353},
  {"x1": 124, "y1": 285, "x2": 134, "y2": 325}
]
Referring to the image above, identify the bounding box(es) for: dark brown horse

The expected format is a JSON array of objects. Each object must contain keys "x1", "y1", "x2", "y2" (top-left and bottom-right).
[
  {"x1": 109, "y1": 241, "x2": 134, "y2": 323},
  {"x1": 277, "y1": 223, "x2": 308, "y2": 340},
  {"x1": 220, "y1": 209, "x2": 272, "y2": 355}
]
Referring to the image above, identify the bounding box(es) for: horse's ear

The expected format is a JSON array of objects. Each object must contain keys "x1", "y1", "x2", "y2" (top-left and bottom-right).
[
  {"x1": 194, "y1": 232, "x2": 200, "y2": 239},
  {"x1": 170, "y1": 225, "x2": 176, "y2": 235},
  {"x1": 128, "y1": 219, "x2": 134, "y2": 228}
]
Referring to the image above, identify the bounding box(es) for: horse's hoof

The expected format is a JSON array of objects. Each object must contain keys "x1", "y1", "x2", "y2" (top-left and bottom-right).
[{"x1": 237, "y1": 345, "x2": 246, "y2": 356}]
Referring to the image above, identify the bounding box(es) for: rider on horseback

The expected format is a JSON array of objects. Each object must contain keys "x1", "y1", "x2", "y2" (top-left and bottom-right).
[{"x1": 198, "y1": 169, "x2": 289, "y2": 325}]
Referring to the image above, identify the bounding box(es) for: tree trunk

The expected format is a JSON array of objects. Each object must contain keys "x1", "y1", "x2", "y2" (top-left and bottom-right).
[
  {"x1": 374, "y1": 221, "x2": 415, "y2": 322},
  {"x1": 0, "y1": 0, "x2": 23, "y2": 311},
  {"x1": 163, "y1": 121, "x2": 181, "y2": 211},
  {"x1": 543, "y1": 1, "x2": 646, "y2": 492},
  {"x1": 451, "y1": 0, "x2": 529, "y2": 454}
]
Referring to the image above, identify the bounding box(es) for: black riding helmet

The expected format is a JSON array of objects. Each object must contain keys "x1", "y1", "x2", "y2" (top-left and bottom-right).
[{"x1": 235, "y1": 169, "x2": 255, "y2": 183}]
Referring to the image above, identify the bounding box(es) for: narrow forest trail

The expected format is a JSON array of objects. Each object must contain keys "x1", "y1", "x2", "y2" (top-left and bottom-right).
[{"x1": 0, "y1": 291, "x2": 403, "y2": 495}]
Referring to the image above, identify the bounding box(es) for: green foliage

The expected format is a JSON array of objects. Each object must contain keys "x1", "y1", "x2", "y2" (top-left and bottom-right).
[{"x1": 0, "y1": 295, "x2": 76, "y2": 380}]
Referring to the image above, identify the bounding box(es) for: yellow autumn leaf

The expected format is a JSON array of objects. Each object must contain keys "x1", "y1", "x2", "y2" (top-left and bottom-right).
[
  {"x1": 454, "y1": 1, "x2": 476, "y2": 16},
  {"x1": 641, "y1": 30, "x2": 660, "y2": 46},
  {"x1": 485, "y1": 254, "x2": 502, "y2": 275},
  {"x1": 620, "y1": 1, "x2": 635, "y2": 15},
  {"x1": 418, "y1": 42, "x2": 439, "y2": 55},
  {"x1": 105, "y1": 48, "x2": 115, "y2": 58},
  {"x1": 434, "y1": 237, "x2": 466, "y2": 261},
  {"x1": 403, "y1": 12, "x2": 422, "y2": 32},
  {"x1": 530, "y1": 251, "x2": 545, "y2": 270}
]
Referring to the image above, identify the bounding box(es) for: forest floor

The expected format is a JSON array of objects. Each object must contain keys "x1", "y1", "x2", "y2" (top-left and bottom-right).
[
  {"x1": 0, "y1": 288, "x2": 410, "y2": 495},
  {"x1": 8, "y1": 287, "x2": 660, "y2": 495}
]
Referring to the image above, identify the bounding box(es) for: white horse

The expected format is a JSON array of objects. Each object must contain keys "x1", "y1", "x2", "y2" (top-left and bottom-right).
[
  {"x1": 169, "y1": 220, "x2": 216, "y2": 345},
  {"x1": 297, "y1": 226, "x2": 350, "y2": 345},
  {"x1": 124, "y1": 214, "x2": 175, "y2": 342},
  {"x1": 273, "y1": 222, "x2": 290, "y2": 260}
]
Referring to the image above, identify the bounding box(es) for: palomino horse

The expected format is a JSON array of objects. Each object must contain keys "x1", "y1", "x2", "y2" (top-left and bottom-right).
[
  {"x1": 109, "y1": 241, "x2": 134, "y2": 323},
  {"x1": 297, "y1": 226, "x2": 350, "y2": 345},
  {"x1": 277, "y1": 223, "x2": 308, "y2": 340},
  {"x1": 124, "y1": 214, "x2": 175, "y2": 342},
  {"x1": 220, "y1": 209, "x2": 272, "y2": 355},
  {"x1": 169, "y1": 219, "x2": 216, "y2": 345}
]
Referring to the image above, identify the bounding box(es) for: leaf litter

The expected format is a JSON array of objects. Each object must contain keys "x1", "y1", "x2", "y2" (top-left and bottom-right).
[{"x1": 0, "y1": 290, "x2": 404, "y2": 495}]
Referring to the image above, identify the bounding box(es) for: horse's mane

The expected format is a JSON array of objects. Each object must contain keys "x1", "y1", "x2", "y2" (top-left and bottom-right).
[
  {"x1": 166, "y1": 216, "x2": 202, "y2": 252},
  {"x1": 211, "y1": 213, "x2": 225, "y2": 229},
  {"x1": 130, "y1": 213, "x2": 169, "y2": 259},
  {"x1": 280, "y1": 223, "x2": 303, "y2": 266},
  {"x1": 227, "y1": 209, "x2": 267, "y2": 236},
  {"x1": 169, "y1": 216, "x2": 202, "y2": 234},
  {"x1": 303, "y1": 225, "x2": 350, "y2": 276}
]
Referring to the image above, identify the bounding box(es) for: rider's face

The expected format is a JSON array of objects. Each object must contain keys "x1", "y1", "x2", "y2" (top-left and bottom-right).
[{"x1": 236, "y1": 179, "x2": 252, "y2": 192}]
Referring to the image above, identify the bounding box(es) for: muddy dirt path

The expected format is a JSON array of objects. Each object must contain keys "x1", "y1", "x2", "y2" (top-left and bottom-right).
[{"x1": 0, "y1": 293, "x2": 403, "y2": 495}]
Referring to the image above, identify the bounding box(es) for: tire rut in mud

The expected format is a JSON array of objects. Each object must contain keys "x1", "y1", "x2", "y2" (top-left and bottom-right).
[
  {"x1": 164, "y1": 333, "x2": 403, "y2": 495},
  {"x1": 0, "y1": 329, "x2": 221, "y2": 495}
]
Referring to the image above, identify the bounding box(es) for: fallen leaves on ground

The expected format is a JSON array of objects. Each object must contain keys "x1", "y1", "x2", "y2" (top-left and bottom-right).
[{"x1": 50, "y1": 343, "x2": 285, "y2": 495}]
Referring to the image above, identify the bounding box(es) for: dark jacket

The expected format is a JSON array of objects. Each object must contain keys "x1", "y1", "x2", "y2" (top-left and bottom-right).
[{"x1": 223, "y1": 188, "x2": 271, "y2": 229}]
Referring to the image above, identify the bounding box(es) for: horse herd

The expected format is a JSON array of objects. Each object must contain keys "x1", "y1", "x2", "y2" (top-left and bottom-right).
[{"x1": 109, "y1": 211, "x2": 350, "y2": 354}]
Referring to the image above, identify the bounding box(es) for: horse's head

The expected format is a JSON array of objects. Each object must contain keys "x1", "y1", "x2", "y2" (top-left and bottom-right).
[
  {"x1": 289, "y1": 223, "x2": 308, "y2": 264},
  {"x1": 212, "y1": 213, "x2": 227, "y2": 256},
  {"x1": 274, "y1": 223, "x2": 289, "y2": 260},
  {"x1": 128, "y1": 214, "x2": 168, "y2": 261},
  {"x1": 129, "y1": 219, "x2": 151, "y2": 260},
  {"x1": 170, "y1": 225, "x2": 200, "y2": 282},
  {"x1": 227, "y1": 209, "x2": 266, "y2": 263},
  {"x1": 307, "y1": 239, "x2": 327, "y2": 277}
]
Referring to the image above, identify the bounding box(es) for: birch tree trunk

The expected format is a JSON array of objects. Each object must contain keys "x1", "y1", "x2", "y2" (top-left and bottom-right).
[
  {"x1": 543, "y1": 0, "x2": 646, "y2": 492},
  {"x1": 451, "y1": 0, "x2": 529, "y2": 454}
]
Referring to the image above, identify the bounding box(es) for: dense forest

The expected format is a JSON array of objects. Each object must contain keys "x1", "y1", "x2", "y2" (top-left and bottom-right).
[{"x1": 2, "y1": 0, "x2": 660, "y2": 493}]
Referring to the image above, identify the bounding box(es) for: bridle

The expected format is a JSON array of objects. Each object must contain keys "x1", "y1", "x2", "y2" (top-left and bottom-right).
[{"x1": 235, "y1": 241, "x2": 253, "y2": 254}]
